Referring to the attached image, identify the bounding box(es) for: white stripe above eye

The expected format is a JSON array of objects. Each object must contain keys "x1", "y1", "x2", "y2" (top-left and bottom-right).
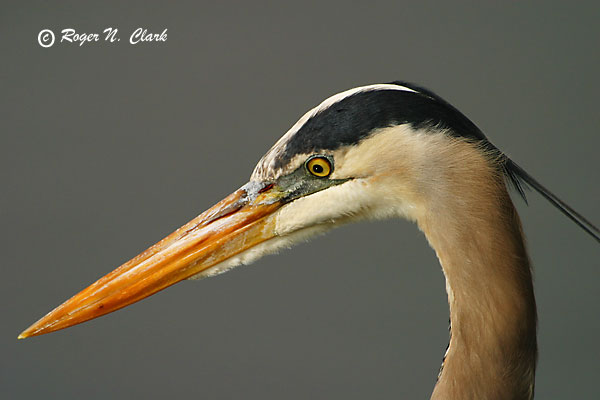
[
  {"x1": 254, "y1": 83, "x2": 419, "y2": 178},
  {"x1": 288, "y1": 83, "x2": 418, "y2": 139}
]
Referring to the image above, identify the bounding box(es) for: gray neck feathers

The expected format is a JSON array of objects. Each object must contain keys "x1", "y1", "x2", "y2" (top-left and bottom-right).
[{"x1": 417, "y1": 154, "x2": 537, "y2": 400}]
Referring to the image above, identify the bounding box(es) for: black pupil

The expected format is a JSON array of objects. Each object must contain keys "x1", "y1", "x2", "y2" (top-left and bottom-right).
[{"x1": 312, "y1": 164, "x2": 324, "y2": 174}]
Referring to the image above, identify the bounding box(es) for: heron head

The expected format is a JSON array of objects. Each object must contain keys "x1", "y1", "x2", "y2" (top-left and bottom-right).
[{"x1": 19, "y1": 82, "x2": 495, "y2": 338}]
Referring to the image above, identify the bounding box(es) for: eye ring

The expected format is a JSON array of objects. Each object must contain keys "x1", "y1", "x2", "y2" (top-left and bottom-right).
[{"x1": 305, "y1": 155, "x2": 332, "y2": 178}]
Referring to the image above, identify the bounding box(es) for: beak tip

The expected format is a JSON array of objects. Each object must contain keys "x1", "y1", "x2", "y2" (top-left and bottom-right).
[
  {"x1": 18, "y1": 330, "x2": 31, "y2": 340},
  {"x1": 18, "y1": 322, "x2": 45, "y2": 339}
]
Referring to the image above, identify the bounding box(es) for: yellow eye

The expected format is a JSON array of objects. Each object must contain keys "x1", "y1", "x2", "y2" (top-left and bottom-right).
[{"x1": 306, "y1": 156, "x2": 332, "y2": 177}]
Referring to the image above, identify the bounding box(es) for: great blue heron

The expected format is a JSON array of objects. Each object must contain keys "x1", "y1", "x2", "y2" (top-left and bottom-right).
[{"x1": 19, "y1": 82, "x2": 599, "y2": 399}]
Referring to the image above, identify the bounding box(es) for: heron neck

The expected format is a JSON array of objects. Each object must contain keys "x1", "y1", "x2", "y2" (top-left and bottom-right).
[{"x1": 417, "y1": 179, "x2": 537, "y2": 400}]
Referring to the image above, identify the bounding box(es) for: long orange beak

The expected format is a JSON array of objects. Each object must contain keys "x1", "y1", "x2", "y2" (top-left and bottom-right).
[{"x1": 19, "y1": 182, "x2": 285, "y2": 339}]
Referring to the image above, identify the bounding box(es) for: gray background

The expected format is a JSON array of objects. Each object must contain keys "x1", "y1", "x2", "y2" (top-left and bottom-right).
[{"x1": 2, "y1": 1, "x2": 599, "y2": 399}]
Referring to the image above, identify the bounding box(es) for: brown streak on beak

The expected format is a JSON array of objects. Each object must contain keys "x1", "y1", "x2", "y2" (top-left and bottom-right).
[{"x1": 19, "y1": 187, "x2": 282, "y2": 339}]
